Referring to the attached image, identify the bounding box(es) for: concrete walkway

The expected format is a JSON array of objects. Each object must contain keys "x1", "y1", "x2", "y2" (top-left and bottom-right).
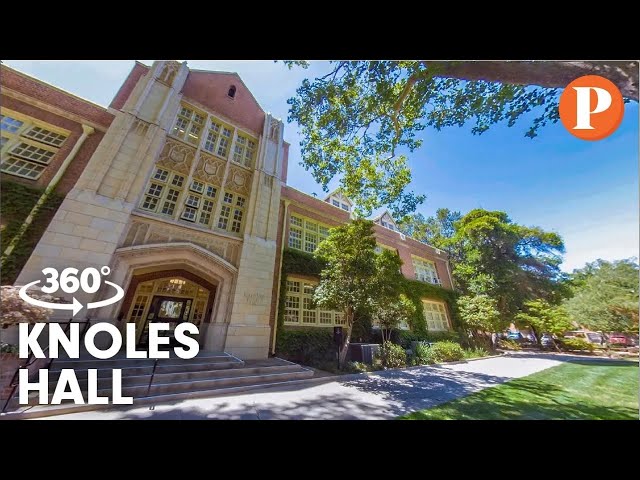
[{"x1": 37, "y1": 352, "x2": 584, "y2": 420}]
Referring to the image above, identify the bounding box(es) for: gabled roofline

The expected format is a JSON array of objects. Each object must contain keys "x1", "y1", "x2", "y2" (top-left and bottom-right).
[
  {"x1": 322, "y1": 187, "x2": 353, "y2": 205},
  {"x1": 371, "y1": 209, "x2": 397, "y2": 224},
  {"x1": 188, "y1": 68, "x2": 266, "y2": 114}
]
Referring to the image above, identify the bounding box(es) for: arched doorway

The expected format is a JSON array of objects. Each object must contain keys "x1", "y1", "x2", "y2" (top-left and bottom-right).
[{"x1": 120, "y1": 270, "x2": 216, "y2": 346}]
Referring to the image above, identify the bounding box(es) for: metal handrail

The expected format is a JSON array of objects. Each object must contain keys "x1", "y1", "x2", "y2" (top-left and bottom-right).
[{"x1": 1, "y1": 319, "x2": 92, "y2": 414}]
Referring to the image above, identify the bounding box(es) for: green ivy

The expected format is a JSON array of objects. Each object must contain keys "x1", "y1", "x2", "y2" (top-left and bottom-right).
[
  {"x1": 0, "y1": 180, "x2": 64, "y2": 284},
  {"x1": 276, "y1": 247, "x2": 460, "y2": 347}
]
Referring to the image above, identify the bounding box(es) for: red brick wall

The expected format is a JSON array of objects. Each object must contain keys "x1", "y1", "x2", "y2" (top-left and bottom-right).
[
  {"x1": 280, "y1": 186, "x2": 453, "y2": 289},
  {"x1": 0, "y1": 94, "x2": 106, "y2": 195},
  {"x1": 1, "y1": 66, "x2": 113, "y2": 128},
  {"x1": 182, "y1": 71, "x2": 265, "y2": 137},
  {"x1": 109, "y1": 62, "x2": 149, "y2": 111}
]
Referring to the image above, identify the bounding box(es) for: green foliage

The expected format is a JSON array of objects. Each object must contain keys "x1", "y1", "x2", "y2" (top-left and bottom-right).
[
  {"x1": 558, "y1": 338, "x2": 595, "y2": 352},
  {"x1": 463, "y1": 347, "x2": 490, "y2": 359},
  {"x1": 398, "y1": 209, "x2": 461, "y2": 251},
  {"x1": 457, "y1": 294, "x2": 504, "y2": 333},
  {"x1": 275, "y1": 328, "x2": 335, "y2": 367},
  {"x1": 498, "y1": 339, "x2": 522, "y2": 351},
  {"x1": 425, "y1": 341, "x2": 466, "y2": 363},
  {"x1": 564, "y1": 258, "x2": 639, "y2": 333},
  {"x1": 450, "y1": 209, "x2": 566, "y2": 322},
  {"x1": 344, "y1": 361, "x2": 383, "y2": 373},
  {"x1": 282, "y1": 247, "x2": 326, "y2": 275},
  {"x1": 0, "y1": 342, "x2": 19, "y2": 355},
  {"x1": 413, "y1": 341, "x2": 431, "y2": 365},
  {"x1": 372, "y1": 293, "x2": 416, "y2": 342},
  {"x1": 286, "y1": 61, "x2": 561, "y2": 217},
  {"x1": 0, "y1": 181, "x2": 64, "y2": 284},
  {"x1": 515, "y1": 299, "x2": 573, "y2": 340},
  {"x1": 378, "y1": 341, "x2": 407, "y2": 368},
  {"x1": 394, "y1": 329, "x2": 464, "y2": 349}
]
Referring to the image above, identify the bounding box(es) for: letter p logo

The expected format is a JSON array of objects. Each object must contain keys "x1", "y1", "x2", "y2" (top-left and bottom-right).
[{"x1": 559, "y1": 75, "x2": 624, "y2": 140}]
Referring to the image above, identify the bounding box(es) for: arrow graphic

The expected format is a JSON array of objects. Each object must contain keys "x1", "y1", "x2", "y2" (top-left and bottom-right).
[
  {"x1": 87, "y1": 281, "x2": 124, "y2": 310},
  {"x1": 19, "y1": 280, "x2": 83, "y2": 316}
]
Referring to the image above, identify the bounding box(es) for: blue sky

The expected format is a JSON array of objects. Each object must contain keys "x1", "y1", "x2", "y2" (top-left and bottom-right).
[{"x1": 4, "y1": 60, "x2": 638, "y2": 273}]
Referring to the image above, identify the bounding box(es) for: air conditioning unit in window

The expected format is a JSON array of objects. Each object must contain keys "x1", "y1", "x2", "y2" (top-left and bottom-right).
[
  {"x1": 435, "y1": 248, "x2": 442, "y2": 255},
  {"x1": 399, "y1": 233, "x2": 406, "y2": 240},
  {"x1": 432, "y1": 279, "x2": 442, "y2": 286}
]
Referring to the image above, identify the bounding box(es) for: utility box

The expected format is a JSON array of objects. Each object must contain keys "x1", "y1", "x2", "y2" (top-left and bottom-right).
[{"x1": 347, "y1": 343, "x2": 380, "y2": 364}]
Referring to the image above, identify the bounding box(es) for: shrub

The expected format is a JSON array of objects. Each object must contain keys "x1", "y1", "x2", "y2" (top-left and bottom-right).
[
  {"x1": 559, "y1": 338, "x2": 595, "y2": 352},
  {"x1": 345, "y1": 361, "x2": 372, "y2": 373},
  {"x1": 463, "y1": 347, "x2": 490, "y2": 359},
  {"x1": 378, "y1": 342, "x2": 407, "y2": 368},
  {"x1": 498, "y1": 339, "x2": 522, "y2": 351},
  {"x1": 413, "y1": 341, "x2": 431, "y2": 365},
  {"x1": 0, "y1": 342, "x2": 19, "y2": 355},
  {"x1": 276, "y1": 328, "x2": 335, "y2": 367},
  {"x1": 427, "y1": 341, "x2": 465, "y2": 363}
]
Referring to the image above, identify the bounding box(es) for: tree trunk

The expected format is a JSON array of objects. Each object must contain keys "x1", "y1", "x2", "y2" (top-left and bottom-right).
[
  {"x1": 429, "y1": 61, "x2": 639, "y2": 101},
  {"x1": 529, "y1": 325, "x2": 541, "y2": 349},
  {"x1": 338, "y1": 308, "x2": 354, "y2": 368}
]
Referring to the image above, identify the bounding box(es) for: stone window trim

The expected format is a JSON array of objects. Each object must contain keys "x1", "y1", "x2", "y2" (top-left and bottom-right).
[
  {"x1": 412, "y1": 255, "x2": 442, "y2": 286},
  {"x1": 284, "y1": 276, "x2": 347, "y2": 327},
  {"x1": 1, "y1": 108, "x2": 70, "y2": 181},
  {"x1": 169, "y1": 102, "x2": 258, "y2": 171},
  {"x1": 287, "y1": 213, "x2": 331, "y2": 253},
  {"x1": 422, "y1": 299, "x2": 450, "y2": 331}
]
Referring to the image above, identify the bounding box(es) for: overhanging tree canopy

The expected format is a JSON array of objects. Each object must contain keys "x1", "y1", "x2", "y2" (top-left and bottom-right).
[{"x1": 285, "y1": 60, "x2": 639, "y2": 217}]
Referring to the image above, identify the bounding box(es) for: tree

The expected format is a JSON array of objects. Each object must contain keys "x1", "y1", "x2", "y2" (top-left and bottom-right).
[
  {"x1": 372, "y1": 294, "x2": 416, "y2": 343},
  {"x1": 0, "y1": 285, "x2": 54, "y2": 329},
  {"x1": 564, "y1": 258, "x2": 639, "y2": 333},
  {"x1": 515, "y1": 299, "x2": 573, "y2": 347},
  {"x1": 450, "y1": 209, "x2": 566, "y2": 322},
  {"x1": 457, "y1": 294, "x2": 504, "y2": 336},
  {"x1": 285, "y1": 61, "x2": 638, "y2": 217},
  {"x1": 313, "y1": 219, "x2": 403, "y2": 367},
  {"x1": 398, "y1": 208, "x2": 462, "y2": 250}
]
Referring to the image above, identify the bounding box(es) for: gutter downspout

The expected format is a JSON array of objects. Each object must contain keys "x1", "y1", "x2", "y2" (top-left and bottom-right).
[
  {"x1": 2, "y1": 124, "x2": 95, "y2": 260},
  {"x1": 270, "y1": 198, "x2": 290, "y2": 354}
]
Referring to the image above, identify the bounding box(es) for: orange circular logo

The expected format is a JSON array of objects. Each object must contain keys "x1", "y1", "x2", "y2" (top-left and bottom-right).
[{"x1": 559, "y1": 75, "x2": 624, "y2": 140}]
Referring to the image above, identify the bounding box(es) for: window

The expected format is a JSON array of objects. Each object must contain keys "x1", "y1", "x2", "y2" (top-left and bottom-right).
[
  {"x1": 422, "y1": 300, "x2": 449, "y2": 331},
  {"x1": 374, "y1": 243, "x2": 396, "y2": 255},
  {"x1": 228, "y1": 85, "x2": 236, "y2": 98},
  {"x1": 140, "y1": 168, "x2": 184, "y2": 216},
  {"x1": 1, "y1": 111, "x2": 68, "y2": 180},
  {"x1": 328, "y1": 195, "x2": 351, "y2": 212},
  {"x1": 413, "y1": 257, "x2": 441, "y2": 285},
  {"x1": 232, "y1": 134, "x2": 257, "y2": 168},
  {"x1": 171, "y1": 105, "x2": 205, "y2": 146},
  {"x1": 216, "y1": 191, "x2": 246, "y2": 234},
  {"x1": 332, "y1": 199, "x2": 340, "y2": 207},
  {"x1": 202, "y1": 119, "x2": 233, "y2": 159},
  {"x1": 341, "y1": 203, "x2": 349, "y2": 211},
  {"x1": 288, "y1": 215, "x2": 330, "y2": 252},
  {"x1": 284, "y1": 278, "x2": 346, "y2": 327}
]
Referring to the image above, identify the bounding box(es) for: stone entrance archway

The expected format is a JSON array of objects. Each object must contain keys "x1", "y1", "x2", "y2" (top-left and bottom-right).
[{"x1": 94, "y1": 242, "x2": 238, "y2": 351}]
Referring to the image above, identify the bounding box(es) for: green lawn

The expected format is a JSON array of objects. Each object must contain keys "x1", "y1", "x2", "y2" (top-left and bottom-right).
[{"x1": 403, "y1": 360, "x2": 639, "y2": 420}]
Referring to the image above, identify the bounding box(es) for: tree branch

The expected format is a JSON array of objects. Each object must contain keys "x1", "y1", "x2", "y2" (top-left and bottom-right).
[{"x1": 427, "y1": 60, "x2": 639, "y2": 100}]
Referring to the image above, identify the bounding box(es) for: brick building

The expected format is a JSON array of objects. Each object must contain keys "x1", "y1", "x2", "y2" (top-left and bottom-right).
[{"x1": 1, "y1": 61, "x2": 454, "y2": 360}]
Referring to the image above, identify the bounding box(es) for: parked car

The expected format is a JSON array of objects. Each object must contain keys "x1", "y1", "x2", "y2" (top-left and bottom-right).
[
  {"x1": 507, "y1": 331, "x2": 524, "y2": 341},
  {"x1": 540, "y1": 333, "x2": 556, "y2": 349},
  {"x1": 564, "y1": 330, "x2": 604, "y2": 346},
  {"x1": 607, "y1": 333, "x2": 631, "y2": 346}
]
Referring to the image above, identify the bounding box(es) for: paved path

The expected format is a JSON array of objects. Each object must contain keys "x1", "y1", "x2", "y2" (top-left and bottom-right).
[{"x1": 39, "y1": 352, "x2": 576, "y2": 420}]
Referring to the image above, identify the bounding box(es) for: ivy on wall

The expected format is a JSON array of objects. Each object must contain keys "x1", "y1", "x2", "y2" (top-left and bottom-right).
[
  {"x1": 0, "y1": 181, "x2": 64, "y2": 284},
  {"x1": 275, "y1": 247, "x2": 459, "y2": 348}
]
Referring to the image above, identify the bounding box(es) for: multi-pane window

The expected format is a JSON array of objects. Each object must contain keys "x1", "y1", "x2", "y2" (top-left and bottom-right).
[
  {"x1": 284, "y1": 278, "x2": 346, "y2": 327},
  {"x1": 422, "y1": 300, "x2": 449, "y2": 331},
  {"x1": 180, "y1": 179, "x2": 218, "y2": 226},
  {"x1": 288, "y1": 215, "x2": 330, "y2": 252},
  {"x1": 140, "y1": 167, "x2": 185, "y2": 216},
  {"x1": 328, "y1": 195, "x2": 351, "y2": 212},
  {"x1": 171, "y1": 105, "x2": 205, "y2": 146},
  {"x1": 216, "y1": 191, "x2": 245, "y2": 234},
  {"x1": 413, "y1": 257, "x2": 441, "y2": 285},
  {"x1": 232, "y1": 134, "x2": 257, "y2": 168},
  {"x1": 1, "y1": 111, "x2": 68, "y2": 180},
  {"x1": 202, "y1": 119, "x2": 233, "y2": 159},
  {"x1": 381, "y1": 220, "x2": 396, "y2": 231}
]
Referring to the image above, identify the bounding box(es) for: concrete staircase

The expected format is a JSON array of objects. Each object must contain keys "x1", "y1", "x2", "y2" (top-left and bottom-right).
[{"x1": 1, "y1": 352, "x2": 314, "y2": 419}]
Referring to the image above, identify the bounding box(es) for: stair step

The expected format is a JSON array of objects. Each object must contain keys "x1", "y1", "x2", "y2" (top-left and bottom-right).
[
  {"x1": 50, "y1": 354, "x2": 241, "y2": 372},
  {"x1": 13, "y1": 367, "x2": 313, "y2": 406},
  {"x1": 1, "y1": 373, "x2": 319, "y2": 420}
]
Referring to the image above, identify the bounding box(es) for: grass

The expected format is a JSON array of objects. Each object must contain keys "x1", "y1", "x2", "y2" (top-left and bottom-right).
[{"x1": 402, "y1": 360, "x2": 639, "y2": 420}]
